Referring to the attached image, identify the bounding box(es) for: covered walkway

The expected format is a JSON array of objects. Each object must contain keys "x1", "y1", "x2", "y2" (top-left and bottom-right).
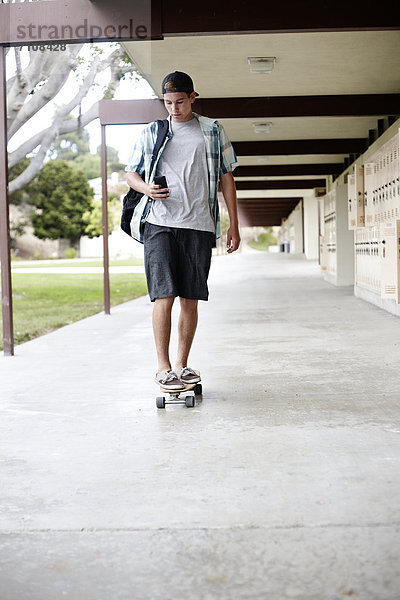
[{"x1": 1, "y1": 252, "x2": 400, "y2": 599}]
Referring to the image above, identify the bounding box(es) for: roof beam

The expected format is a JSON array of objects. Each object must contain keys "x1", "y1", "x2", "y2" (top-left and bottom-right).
[
  {"x1": 232, "y1": 139, "x2": 368, "y2": 155},
  {"x1": 195, "y1": 96, "x2": 400, "y2": 119},
  {"x1": 99, "y1": 99, "x2": 400, "y2": 125},
  {"x1": 235, "y1": 179, "x2": 326, "y2": 190},
  {"x1": 162, "y1": 0, "x2": 400, "y2": 34},
  {"x1": 235, "y1": 164, "x2": 344, "y2": 177},
  {"x1": 1, "y1": 0, "x2": 399, "y2": 46},
  {"x1": 238, "y1": 196, "x2": 303, "y2": 204},
  {"x1": 0, "y1": 0, "x2": 160, "y2": 45}
]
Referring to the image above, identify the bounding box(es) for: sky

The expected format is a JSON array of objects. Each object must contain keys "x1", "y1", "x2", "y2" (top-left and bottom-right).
[{"x1": 6, "y1": 42, "x2": 155, "y2": 166}]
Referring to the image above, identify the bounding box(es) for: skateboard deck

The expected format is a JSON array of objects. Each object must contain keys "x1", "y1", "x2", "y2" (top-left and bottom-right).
[{"x1": 156, "y1": 372, "x2": 202, "y2": 408}]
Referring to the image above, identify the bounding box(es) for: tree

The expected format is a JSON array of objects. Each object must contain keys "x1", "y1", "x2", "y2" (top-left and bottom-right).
[
  {"x1": 48, "y1": 134, "x2": 125, "y2": 179},
  {"x1": 248, "y1": 227, "x2": 278, "y2": 251},
  {"x1": 49, "y1": 129, "x2": 91, "y2": 162},
  {"x1": 29, "y1": 161, "x2": 94, "y2": 247},
  {"x1": 7, "y1": 42, "x2": 138, "y2": 194},
  {"x1": 70, "y1": 154, "x2": 102, "y2": 180},
  {"x1": 83, "y1": 192, "x2": 122, "y2": 238},
  {"x1": 9, "y1": 158, "x2": 34, "y2": 205}
]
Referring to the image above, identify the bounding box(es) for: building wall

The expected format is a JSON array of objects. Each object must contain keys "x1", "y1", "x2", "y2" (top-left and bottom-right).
[{"x1": 303, "y1": 196, "x2": 319, "y2": 260}]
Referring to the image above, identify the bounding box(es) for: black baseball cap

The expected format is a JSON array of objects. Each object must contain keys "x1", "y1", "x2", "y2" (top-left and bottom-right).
[{"x1": 161, "y1": 71, "x2": 199, "y2": 96}]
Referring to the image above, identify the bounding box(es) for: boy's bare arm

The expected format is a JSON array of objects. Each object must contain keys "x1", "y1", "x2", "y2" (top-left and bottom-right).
[{"x1": 220, "y1": 171, "x2": 240, "y2": 253}]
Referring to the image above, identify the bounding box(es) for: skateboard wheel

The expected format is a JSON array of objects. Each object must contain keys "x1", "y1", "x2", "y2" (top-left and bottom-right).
[
  {"x1": 193, "y1": 383, "x2": 202, "y2": 395},
  {"x1": 185, "y1": 396, "x2": 195, "y2": 408},
  {"x1": 156, "y1": 396, "x2": 166, "y2": 409}
]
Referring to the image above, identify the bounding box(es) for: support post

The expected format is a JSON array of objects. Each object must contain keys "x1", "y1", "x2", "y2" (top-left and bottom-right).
[
  {"x1": 0, "y1": 45, "x2": 14, "y2": 356},
  {"x1": 101, "y1": 125, "x2": 110, "y2": 315}
]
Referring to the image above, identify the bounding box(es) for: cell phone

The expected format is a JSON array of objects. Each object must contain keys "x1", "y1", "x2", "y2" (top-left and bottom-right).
[{"x1": 154, "y1": 175, "x2": 168, "y2": 189}]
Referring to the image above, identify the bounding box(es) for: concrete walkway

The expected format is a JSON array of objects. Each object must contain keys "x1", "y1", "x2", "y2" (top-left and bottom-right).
[{"x1": 1, "y1": 252, "x2": 400, "y2": 599}]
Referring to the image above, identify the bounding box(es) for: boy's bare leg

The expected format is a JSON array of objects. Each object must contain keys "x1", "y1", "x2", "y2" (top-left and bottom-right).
[
  {"x1": 152, "y1": 297, "x2": 175, "y2": 373},
  {"x1": 175, "y1": 298, "x2": 198, "y2": 371}
]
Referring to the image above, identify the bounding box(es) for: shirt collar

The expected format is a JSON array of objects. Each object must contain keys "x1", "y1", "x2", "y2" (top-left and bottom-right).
[{"x1": 167, "y1": 112, "x2": 218, "y2": 132}]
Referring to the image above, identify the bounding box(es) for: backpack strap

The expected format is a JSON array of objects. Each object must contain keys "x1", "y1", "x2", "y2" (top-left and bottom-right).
[{"x1": 149, "y1": 119, "x2": 169, "y2": 178}]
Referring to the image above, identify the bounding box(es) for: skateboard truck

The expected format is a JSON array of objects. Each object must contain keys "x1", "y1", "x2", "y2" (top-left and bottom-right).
[{"x1": 156, "y1": 382, "x2": 203, "y2": 409}]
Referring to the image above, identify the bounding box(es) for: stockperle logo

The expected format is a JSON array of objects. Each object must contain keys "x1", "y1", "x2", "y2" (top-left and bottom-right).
[{"x1": 16, "y1": 18, "x2": 148, "y2": 41}]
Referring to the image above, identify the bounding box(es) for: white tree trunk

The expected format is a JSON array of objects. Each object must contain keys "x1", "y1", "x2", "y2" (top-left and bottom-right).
[{"x1": 8, "y1": 44, "x2": 136, "y2": 193}]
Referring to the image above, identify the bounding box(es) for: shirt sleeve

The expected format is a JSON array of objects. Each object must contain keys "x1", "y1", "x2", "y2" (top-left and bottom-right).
[
  {"x1": 218, "y1": 123, "x2": 239, "y2": 176},
  {"x1": 124, "y1": 126, "x2": 147, "y2": 175}
]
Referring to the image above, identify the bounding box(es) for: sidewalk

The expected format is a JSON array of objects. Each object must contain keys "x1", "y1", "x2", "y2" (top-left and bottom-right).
[{"x1": 1, "y1": 252, "x2": 400, "y2": 599}]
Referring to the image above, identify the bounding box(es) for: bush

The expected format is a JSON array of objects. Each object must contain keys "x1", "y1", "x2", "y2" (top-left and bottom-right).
[
  {"x1": 31, "y1": 251, "x2": 47, "y2": 261},
  {"x1": 248, "y1": 228, "x2": 278, "y2": 252},
  {"x1": 64, "y1": 248, "x2": 77, "y2": 259}
]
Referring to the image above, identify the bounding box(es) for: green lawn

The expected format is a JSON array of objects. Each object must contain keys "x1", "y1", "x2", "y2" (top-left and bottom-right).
[
  {"x1": 0, "y1": 272, "x2": 147, "y2": 350},
  {"x1": 247, "y1": 231, "x2": 278, "y2": 252},
  {"x1": 11, "y1": 257, "x2": 144, "y2": 268}
]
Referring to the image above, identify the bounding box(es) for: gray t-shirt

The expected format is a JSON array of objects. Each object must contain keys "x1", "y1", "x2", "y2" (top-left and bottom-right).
[{"x1": 147, "y1": 117, "x2": 215, "y2": 233}]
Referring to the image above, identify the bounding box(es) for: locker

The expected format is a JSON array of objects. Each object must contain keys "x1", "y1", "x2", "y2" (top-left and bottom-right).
[
  {"x1": 323, "y1": 190, "x2": 338, "y2": 277},
  {"x1": 347, "y1": 173, "x2": 356, "y2": 230},
  {"x1": 382, "y1": 150, "x2": 390, "y2": 222},
  {"x1": 354, "y1": 164, "x2": 365, "y2": 227},
  {"x1": 397, "y1": 133, "x2": 400, "y2": 218},
  {"x1": 320, "y1": 235, "x2": 327, "y2": 272},
  {"x1": 364, "y1": 162, "x2": 376, "y2": 226},
  {"x1": 370, "y1": 226, "x2": 381, "y2": 295},
  {"x1": 390, "y1": 143, "x2": 399, "y2": 220},
  {"x1": 355, "y1": 225, "x2": 381, "y2": 295},
  {"x1": 380, "y1": 221, "x2": 398, "y2": 300},
  {"x1": 376, "y1": 153, "x2": 384, "y2": 223}
]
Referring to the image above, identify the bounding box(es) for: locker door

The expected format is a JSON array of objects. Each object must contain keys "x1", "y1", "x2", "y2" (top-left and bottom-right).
[
  {"x1": 371, "y1": 226, "x2": 381, "y2": 294},
  {"x1": 320, "y1": 235, "x2": 327, "y2": 272},
  {"x1": 376, "y1": 153, "x2": 383, "y2": 223},
  {"x1": 395, "y1": 136, "x2": 400, "y2": 219},
  {"x1": 348, "y1": 173, "x2": 356, "y2": 230},
  {"x1": 388, "y1": 145, "x2": 396, "y2": 219},
  {"x1": 382, "y1": 151, "x2": 391, "y2": 221},
  {"x1": 354, "y1": 164, "x2": 365, "y2": 227},
  {"x1": 380, "y1": 221, "x2": 397, "y2": 299},
  {"x1": 364, "y1": 162, "x2": 375, "y2": 226}
]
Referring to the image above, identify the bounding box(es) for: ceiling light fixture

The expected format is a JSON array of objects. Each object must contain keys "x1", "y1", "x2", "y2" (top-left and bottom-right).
[
  {"x1": 252, "y1": 122, "x2": 272, "y2": 134},
  {"x1": 247, "y1": 57, "x2": 276, "y2": 74}
]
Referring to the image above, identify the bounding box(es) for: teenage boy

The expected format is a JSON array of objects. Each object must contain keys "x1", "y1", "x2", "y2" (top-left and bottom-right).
[{"x1": 125, "y1": 71, "x2": 240, "y2": 391}]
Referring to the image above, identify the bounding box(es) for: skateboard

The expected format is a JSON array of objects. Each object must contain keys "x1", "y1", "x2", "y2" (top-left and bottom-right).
[{"x1": 156, "y1": 373, "x2": 203, "y2": 409}]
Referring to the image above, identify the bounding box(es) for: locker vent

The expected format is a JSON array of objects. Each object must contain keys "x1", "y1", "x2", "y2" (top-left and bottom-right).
[
  {"x1": 384, "y1": 227, "x2": 396, "y2": 237},
  {"x1": 384, "y1": 285, "x2": 396, "y2": 295}
]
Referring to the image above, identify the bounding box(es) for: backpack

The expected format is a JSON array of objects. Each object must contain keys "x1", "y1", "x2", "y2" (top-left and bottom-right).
[{"x1": 121, "y1": 119, "x2": 169, "y2": 237}]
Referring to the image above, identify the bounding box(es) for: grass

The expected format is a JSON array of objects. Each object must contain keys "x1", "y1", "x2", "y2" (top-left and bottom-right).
[
  {"x1": 247, "y1": 232, "x2": 278, "y2": 252},
  {"x1": 0, "y1": 272, "x2": 148, "y2": 350},
  {"x1": 11, "y1": 258, "x2": 144, "y2": 268}
]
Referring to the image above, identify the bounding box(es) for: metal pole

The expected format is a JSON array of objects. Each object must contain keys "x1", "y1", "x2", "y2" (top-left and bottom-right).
[
  {"x1": 0, "y1": 45, "x2": 14, "y2": 356},
  {"x1": 101, "y1": 124, "x2": 110, "y2": 315}
]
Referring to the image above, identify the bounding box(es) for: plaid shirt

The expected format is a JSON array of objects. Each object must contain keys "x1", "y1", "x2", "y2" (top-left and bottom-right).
[{"x1": 125, "y1": 112, "x2": 238, "y2": 245}]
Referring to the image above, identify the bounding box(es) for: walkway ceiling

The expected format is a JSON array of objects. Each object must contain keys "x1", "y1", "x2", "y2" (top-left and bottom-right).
[{"x1": 122, "y1": 3, "x2": 400, "y2": 227}]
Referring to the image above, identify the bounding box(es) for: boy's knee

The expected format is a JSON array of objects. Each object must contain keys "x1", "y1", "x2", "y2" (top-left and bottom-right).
[{"x1": 179, "y1": 297, "x2": 198, "y2": 310}]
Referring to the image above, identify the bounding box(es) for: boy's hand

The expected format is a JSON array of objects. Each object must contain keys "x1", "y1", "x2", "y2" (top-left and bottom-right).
[
  {"x1": 147, "y1": 183, "x2": 169, "y2": 200},
  {"x1": 227, "y1": 226, "x2": 241, "y2": 253}
]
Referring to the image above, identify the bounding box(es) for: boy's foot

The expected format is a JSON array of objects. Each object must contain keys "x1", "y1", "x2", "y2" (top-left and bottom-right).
[
  {"x1": 177, "y1": 366, "x2": 201, "y2": 384},
  {"x1": 156, "y1": 370, "x2": 185, "y2": 391}
]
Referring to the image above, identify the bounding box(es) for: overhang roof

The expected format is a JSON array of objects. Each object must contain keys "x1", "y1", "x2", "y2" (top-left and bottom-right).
[{"x1": 122, "y1": 29, "x2": 400, "y2": 226}]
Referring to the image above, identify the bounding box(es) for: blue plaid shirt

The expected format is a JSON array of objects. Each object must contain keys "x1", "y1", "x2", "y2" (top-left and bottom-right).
[{"x1": 125, "y1": 112, "x2": 239, "y2": 245}]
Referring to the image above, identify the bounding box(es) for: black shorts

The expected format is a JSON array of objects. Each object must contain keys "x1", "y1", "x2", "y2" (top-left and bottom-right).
[{"x1": 143, "y1": 223, "x2": 214, "y2": 302}]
